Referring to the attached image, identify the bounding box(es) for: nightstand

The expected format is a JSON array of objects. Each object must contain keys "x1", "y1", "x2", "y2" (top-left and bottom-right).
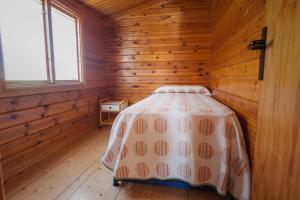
[{"x1": 99, "y1": 98, "x2": 128, "y2": 127}]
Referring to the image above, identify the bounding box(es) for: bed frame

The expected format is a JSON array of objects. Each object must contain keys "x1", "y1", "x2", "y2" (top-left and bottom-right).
[{"x1": 112, "y1": 178, "x2": 233, "y2": 199}]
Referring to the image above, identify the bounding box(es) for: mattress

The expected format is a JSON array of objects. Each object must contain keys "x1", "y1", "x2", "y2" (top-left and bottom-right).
[{"x1": 102, "y1": 93, "x2": 250, "y2": 200}]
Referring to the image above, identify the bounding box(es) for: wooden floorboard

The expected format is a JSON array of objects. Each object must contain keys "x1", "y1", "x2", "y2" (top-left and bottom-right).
[
  {"x1": 6, "y1": 127, "x2": 225, "y2": 200},
  {"x1": 5, "y1": 127, "x2": 106, "y2": 198}
]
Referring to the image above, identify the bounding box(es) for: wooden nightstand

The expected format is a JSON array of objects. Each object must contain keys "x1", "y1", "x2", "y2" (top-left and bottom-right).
[{"x1": 99, "y1": 98, "x2": 128, "y2": 127}]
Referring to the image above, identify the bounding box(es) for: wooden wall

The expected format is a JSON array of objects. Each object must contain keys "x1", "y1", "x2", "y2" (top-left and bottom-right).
[
  {"x1": 0, "y1": 156, "x2": 4, "y2": 200},
  {"x1": 252, "y1": 0, "x2": 300, "y2": 199},
  {"x1": 104, "y1": 0, "x2": 211, "y2": 103},
  {"x1": 210, "y1": 0, "x2": 265, "y2": 162},
  {"x1": 0, "y1": 0, "x2": 106, "y2": 186}
]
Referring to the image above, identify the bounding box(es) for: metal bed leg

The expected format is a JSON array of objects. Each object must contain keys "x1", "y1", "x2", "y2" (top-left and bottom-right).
[{"x1": 113, "y1": 179, "x2": 119, "y2": 186}]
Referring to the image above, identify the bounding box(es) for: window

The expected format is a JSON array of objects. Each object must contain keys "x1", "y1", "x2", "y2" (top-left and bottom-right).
[
  {"x1": 0, "y1": 0, "x2": 48, "y2": 81},
  {"x1": 51, "y1": 6, "x2": 80, "y2": 81},
  {"x1": 0, "y1": 0, "x2": 83, "y2": 86}
]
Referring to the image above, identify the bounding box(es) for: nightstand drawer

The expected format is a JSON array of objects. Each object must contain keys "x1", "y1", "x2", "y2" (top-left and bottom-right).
[
  {"x1": 99, "y1": 98, "x2": 128, "y2": 127},
  {"x1": 101, "y1": 104, "x2": 120, "y2": 112}
]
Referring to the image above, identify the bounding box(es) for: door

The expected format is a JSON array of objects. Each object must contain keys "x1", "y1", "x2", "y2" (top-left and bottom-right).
[{"x1": 252, "y1": 0, "x2": 300, "y2": 199}]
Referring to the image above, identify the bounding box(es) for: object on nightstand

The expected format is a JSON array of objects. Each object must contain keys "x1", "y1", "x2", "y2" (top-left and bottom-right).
[{"x1": 99, "y1": 98, "x2": 128, "y2": 127}]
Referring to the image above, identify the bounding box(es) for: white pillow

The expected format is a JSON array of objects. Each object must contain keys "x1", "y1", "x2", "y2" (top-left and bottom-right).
[{"x1": 153, "y1": 85, "x2": 211, "y2": 96}]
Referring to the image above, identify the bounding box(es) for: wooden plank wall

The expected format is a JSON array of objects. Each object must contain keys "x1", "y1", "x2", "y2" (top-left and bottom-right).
[
  {"x1": 103, "y1": 0, "x2": 211, "y2": 103},
  {"x1": 0, "y1": 0, "x2": 107, "y2": 186},
  {"x1": 210, "y1": 0, "x2": 265, "y2": 162}
]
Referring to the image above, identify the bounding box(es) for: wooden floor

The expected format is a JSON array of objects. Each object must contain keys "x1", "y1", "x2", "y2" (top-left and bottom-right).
[{"x1": 5, "y1": 127, "x2": 225, "y2": 200}]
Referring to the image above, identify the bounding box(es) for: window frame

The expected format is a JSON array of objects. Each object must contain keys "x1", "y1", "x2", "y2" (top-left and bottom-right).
[{"x1": 0, "y1": 0, "x2": 85, "y2": 91}]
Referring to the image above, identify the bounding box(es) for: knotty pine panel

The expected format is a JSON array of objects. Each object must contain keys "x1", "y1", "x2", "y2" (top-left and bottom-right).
[
  {"x1": 0, "y1": 89, "x2": 105, "y2": 182},
  {"x1": 0, "y1": 0, "x2": 107, "y2": 183},
  {"x1": 107, "y1": 30, "x2": 210, "y2": 41},
  {"x1": 0, "y1": 159, "x2": 3, "y2": 200},
  {"x1": 210, "y1": 0, "x2": 265, "y2": 163},
  {"x1": 104, "y1": 0, "x2": 211, "y2": 103},
  {"x1": 124, "y1": 4, "x2": 210, "y2": 19},
  {"x1": 80, "y1": 0, "x2": 149, "y2": 17}
]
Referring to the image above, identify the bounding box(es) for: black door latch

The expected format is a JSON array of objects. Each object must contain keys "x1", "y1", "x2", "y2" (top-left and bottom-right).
[
  {"x1": 248, "y1": 39, "x2": 266, "y2": 50},
  {"x1": 248, "y1": 27, "x2": 267, "y2": 80}
]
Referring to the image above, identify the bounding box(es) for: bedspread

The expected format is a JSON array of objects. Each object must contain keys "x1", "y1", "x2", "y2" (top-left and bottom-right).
[{"x1": 102, "y1": 93, "x2": 250, "y2": 200}]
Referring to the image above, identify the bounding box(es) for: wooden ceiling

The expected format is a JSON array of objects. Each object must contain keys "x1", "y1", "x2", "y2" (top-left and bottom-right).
[
  {"x1": 79, "y1": 0, "x2": 173, "y2": 21},
  {"x1": 79, "y1": 0, "x2": 149, "y2": 18}
]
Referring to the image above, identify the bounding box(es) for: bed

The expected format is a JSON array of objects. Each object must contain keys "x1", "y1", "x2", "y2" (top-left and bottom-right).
[{"x1": 102, "y1": 86, "x2": 250, "y2": 200}]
